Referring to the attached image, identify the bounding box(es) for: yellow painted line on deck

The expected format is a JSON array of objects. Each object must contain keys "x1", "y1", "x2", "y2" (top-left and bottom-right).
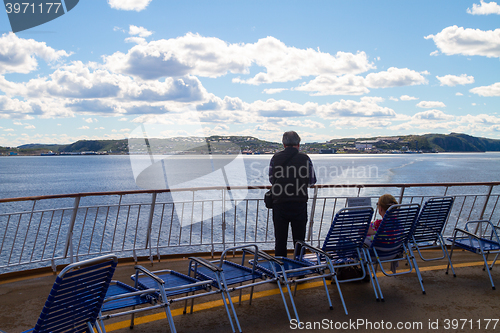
[{"x1": 104, "y1": 260, "x2": 495, "y2": 332}]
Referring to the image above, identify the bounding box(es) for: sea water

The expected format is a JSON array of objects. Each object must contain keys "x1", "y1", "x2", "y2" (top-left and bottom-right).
[{"x1": 1, "y1": 152, "x2": 500, "y2": 200}]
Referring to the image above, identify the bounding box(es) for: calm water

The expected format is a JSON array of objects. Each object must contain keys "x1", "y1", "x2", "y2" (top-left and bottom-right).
[{"x1": 1, "y1": 152, "x2": 500, "y2": 200}]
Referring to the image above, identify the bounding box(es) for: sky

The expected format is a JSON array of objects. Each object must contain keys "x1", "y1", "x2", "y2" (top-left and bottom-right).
[{"x1": 0, "y1": 0, "x2": 500, "y2": 147}]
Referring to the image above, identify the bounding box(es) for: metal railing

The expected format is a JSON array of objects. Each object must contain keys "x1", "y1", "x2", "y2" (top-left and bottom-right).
[{"x1": 1, "y1": 182, "x2": 499, "y2": 274}]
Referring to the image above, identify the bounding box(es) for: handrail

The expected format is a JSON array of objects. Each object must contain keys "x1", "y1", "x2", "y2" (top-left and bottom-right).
[
  {"x1": 1, "y1": 181, "x2": 499, "y2": 274},
  {"x1": 1, "y1": 181, "x2": 499, "y2": 203}
]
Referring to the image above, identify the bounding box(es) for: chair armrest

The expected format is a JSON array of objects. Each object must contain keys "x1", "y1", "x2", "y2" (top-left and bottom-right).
[
  {"x1": 188, "y1": 257, "x2": 222, "y2": 272},
  {"x1": 134, "y1": 265, "x2": 165, "y2": 285},
  {"x1": 243, "y1": 248, "x2": 284, "y2": 265},
  {"x1": 103, "y1": 288, "x2": 157, "y2": 303},
  {"x1": 452, "y1": 227, "x2": 480, "y2": 240},
  {"x1": 295, "y1": 240, "x2": 332, "y2": 259}
]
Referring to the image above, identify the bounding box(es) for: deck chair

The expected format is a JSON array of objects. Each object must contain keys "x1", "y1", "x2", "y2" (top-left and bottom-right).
[
  {"x1": 23, "y1": 254, "x2": 117, "y2": 333},
  {"x1": 253, "y1": 241, "x2": 348, "y2": 317},
  {"x1": 447, "y1": 220, "x2": 500, "y2": 290},
  {"x1": 125, "y1": 265, "x2": 223, "y2": 333},
  {"x1": 304, "y1": 206, "x2": 378, "y2": 298},
  {"x1": 188, "y1": 244, "x2": 284, "y2": 333},
  {"x1": 364, "y1": 203, "x2": 422, "y2": 301},
  {"x1": 409, "y1": 196, "x2": 456, "y2": 276}
]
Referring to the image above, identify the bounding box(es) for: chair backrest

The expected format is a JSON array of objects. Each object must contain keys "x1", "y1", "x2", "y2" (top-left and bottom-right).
[
  {"x1": 371, "y1": 203, "x2": 420, "y2": 253},
  {"x1": 411, "y1": 196, "x2": 454, "y2": 243},
  {"x1": 33, "y1": 254, "x2": 117, "y2": 333},
  {"x1": 322, "y1": 206, "x2": 374, "y2": 260}
]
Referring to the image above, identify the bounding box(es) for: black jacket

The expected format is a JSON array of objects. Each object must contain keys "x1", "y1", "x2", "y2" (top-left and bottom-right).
[{"x1": 269, "y1": 147, "x2": 316, "y2": 204}]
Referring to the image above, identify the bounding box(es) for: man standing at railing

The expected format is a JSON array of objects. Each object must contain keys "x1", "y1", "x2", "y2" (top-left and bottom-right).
[{"x1": 269, "y1": 131, "x2": 316, "y2": 257}]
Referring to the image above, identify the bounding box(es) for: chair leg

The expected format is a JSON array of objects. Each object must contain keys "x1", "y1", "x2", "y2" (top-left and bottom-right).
[
  {"x1": 330, "y1": 273, "x2": 348, "y2": 315},
  {"x1": 363, "y1": 249, "x2": 383, "y2": 301},
  {"x1": 491, "y1": 252, "x2": 499, "y2": 270},
  {"x1": 408, "y1": 245, "x2": 426, "y2": 294},
  {"x1": 481, "y1": 251, "x2": 496, "y2": 290},
  {"x1": 439, "y1": 234, "x2": 456, "y2": 277}
]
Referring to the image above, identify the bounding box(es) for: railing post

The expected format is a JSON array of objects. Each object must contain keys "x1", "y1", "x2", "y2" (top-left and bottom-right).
[
  {"x1": 398, "y1": 186, "x2": 406, "y2": 204},
  {"x1": 307, "y1": 186, "x2": 318, "y2": 242},
  {"x1": 222, "y1": 189, "x2": 226, "y2": 250},
  {"x1": 475, "y1": 184, "x2": 495, "y2": 234},
  {"x1": 145, "y1": 192, "x2": 157, "y2": 258},
  {"x1": 479, "y1": 184, "x2": 494, "y2": 220},
  {"x1": 64, "y1": 196, "x2": 80, "y2": 258}
]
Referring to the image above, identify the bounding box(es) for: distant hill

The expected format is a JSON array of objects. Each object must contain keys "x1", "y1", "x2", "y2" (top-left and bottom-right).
[
  {"x1": 4, "y1": 133, "x2": 500, "y2": 155},
  {"x1": 424, "y1": 133, "x2": 500, "y2": 152}
]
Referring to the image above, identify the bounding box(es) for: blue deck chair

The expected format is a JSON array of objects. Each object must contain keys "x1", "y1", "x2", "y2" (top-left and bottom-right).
[
  {"x1": 364, "y1": 203, "x2": 422, "y2": 301},
  {"x1": 122, "y1": 265, "x2": 221, "y2": 333},
  {"x1": 99, "y1": 277, "x2": 160, "y2": 330},
  {"x1": 188, "y1": 244, "x2": 285, "y2": 333},
  {"x1": 253, "y1": 242, "x2": 348, "y2": 318},
  {"x1": 303, "y1": 206, "x2": 378, "y2": 298},
  {"x1": 22, "y1": 254, "x2": 117, "y2": 333},
  {"x1": 409, "y1": 196, "x2": 456, "y2": 276},
  {"x1": 447, "y1": 220, "x2": 500, "y2": 290}
]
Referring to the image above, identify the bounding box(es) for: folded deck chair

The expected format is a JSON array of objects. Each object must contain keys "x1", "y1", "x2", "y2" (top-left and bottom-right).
[
  {"x1": 253, "y1": 242, "x2": 348, "y2": 317},
  {"x1": 188, "y1": 244, "x2": 282, "y2": 333},
  {"x1": 410, "y1": 196, "x2": 456, "y2": 276},
  {"x1": 364, "y1": 203, "x2": 422, "y2": 301},
  {"x1": 22, "y1": 254, "x2": 117, "y2": 333},
  {"x1": 447, "y1": 220, "x2": 500, "y2": 290},
  {"x1": 124, "y1": 265, "x2": 220, "y2": 333}
]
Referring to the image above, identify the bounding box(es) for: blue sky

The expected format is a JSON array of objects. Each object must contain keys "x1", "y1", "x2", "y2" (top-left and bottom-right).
[{"x1": 1, "y1": 0, "x2": 500, "y2": 146}]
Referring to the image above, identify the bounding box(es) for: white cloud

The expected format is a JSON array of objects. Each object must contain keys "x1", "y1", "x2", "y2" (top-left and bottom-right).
[
  {"x1": 105, "y1": 33, "x2": 374, "y2": 82},
  {"x1": 95, "y1": 127, "x2": 105, "y2": 130},
  {"x1": 78, "y1": 126, "x2": 90, "y2": 130},
  {"x1": 436, "y1": 74, "x2": 474, "y2": 86},
  {"x1": 365, "y1": 67, "x2": 428, "y2": 88},
  {"x1": 4, "y1": 128, "x2": 14, "y2": 131},
  {"x1": 425, "y1": 26, "x2": 500, "y2": 58},
  {"x1": 413, "y1": 109, "x2": 454, "y2": 121},
  {"x1": 389, "y1": 97, "x2": 398, "y2": 101},
  {"x1": 125, "y1": 37, "x2": 147, "y2": 45},
  {"x1": 456, "y1": 92, "x2": 464, "y2": 96},
  {"x1": 416, "y1": 101, "x2": 446, "y2": 108},
  {"x1": 24, "y1": 124, "x2": 35, "y2": 129},
  {"x1": 295, "y1": 74, "x2": 369, "y2": 96},
  {"x1": 294, "y1": 68, "x2": 427, "y2": 96},
  {"x1": 277, "y1": 119, "x2": 325, "y2": 129},
  {"x1": 107, "y1": 0, "x2": 152, "y2": 11},
  {"x1": 263, "y1": 88, "x2": 288, "y2": 94},
  {"x1": 84, "y1": 118, "x2": 94, "y2": 123},
  {"x1": 470, "y1": 82, "x2": 500, "y2": 96},
  {"x1": 319, "y1": 97, "x2": 396, "y2": 118},
  {"x1": 129, "y1": 25, "x2": 153, "y2": 37},
  {"x1": 467, "y1": 0, "x2": 500, "y2": 15},
  {"x1": 400, "y1": 95, "x2": 418, "y2": 101},
  {"x1": 0, "y1": 33, "x2": 70, "y2": 74},
  {"x1": 119, "y1": 118, "x2": 128, "y2": 121}
]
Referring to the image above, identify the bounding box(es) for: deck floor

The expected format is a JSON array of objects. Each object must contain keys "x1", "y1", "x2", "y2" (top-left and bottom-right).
[{"x1": 1, "y1": 250, "x2": 499, "y2": 333}]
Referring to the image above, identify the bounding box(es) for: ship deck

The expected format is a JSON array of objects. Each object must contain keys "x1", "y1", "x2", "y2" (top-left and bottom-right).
[{"x1": 1, "y1": 249, "x2": 499, "y2": 333}]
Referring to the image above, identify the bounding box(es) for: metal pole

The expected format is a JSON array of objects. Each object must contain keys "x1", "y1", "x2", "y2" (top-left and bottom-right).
[
  {"x1": 307, "y1": 187, "x2": 318, "y2": 242},
  {"x1": 398, "y1": 186, "x2": 406, "y2": 204},
  {"x1": 64, "y1": 196, "x2": 80, "y2": 258},
  {"x1": 145, "y1": 192, "x2": 157, "y2": 255}
]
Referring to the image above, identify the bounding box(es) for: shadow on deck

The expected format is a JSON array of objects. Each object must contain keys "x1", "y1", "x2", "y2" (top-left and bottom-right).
[{"x1": 1, "y1": 250, "x2": 499, "y2": 333}]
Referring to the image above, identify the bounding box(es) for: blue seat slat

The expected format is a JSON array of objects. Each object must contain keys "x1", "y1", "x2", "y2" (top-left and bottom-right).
[
  {"x1": 254, "y1": 258, "x2": 317, "y2": 278},
  {"x1": 135, "y1": 270, "x2": 206, "y2": 297},
  {"x1": 102, "y1": 281, "x2": 151, "y2": 312},
  {"x1": 196, "y1": 261, "x2": 263, "y2": 286},
  {"x1": 32, "y1": 256, "x2": 116, "y2": 333},
  {"x1": 412, "y1": 197, "x2": 454, "y2": 243},
  {"x1": 321, "y1": 207, "x2": 372, "y2": 260}
]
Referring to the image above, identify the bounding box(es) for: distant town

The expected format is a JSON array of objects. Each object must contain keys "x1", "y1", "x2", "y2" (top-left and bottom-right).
[{"x1": 1, "y1": 132, "x2": 500, "y2": 156}]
